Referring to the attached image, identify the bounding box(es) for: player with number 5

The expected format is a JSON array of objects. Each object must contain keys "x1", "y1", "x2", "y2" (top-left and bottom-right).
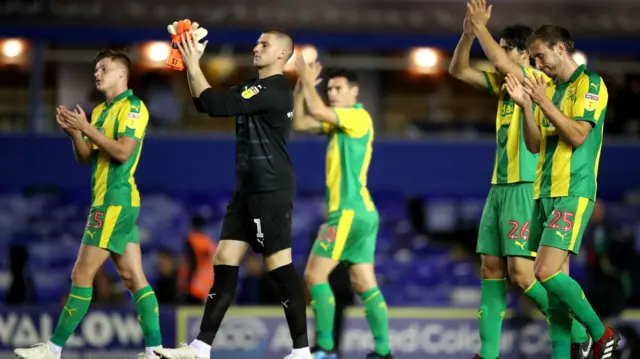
[{"x1": 504, "y1": 24, "x2": 620, "y2": 359}]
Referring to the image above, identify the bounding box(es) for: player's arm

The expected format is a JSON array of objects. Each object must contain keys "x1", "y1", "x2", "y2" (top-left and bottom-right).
[
  {"x1": 300, "y1": 76, "x2": 338, "y2": 125},
  {"x1": 505, "y1": 73, "x2": 540, "y2": 153},
  {"x1": 537, "y1": 76, "x2": 605, "y2": 148},
  {"x1": 187, "y1": 75, "x2": 206, "y2": 113},
  {"x1": 449, "y1": 34, "x2": 493, "y2": 90},
  {"x1": 522, "y1": 103, "x2": 541, "y2": 153},
  {"x1": 292, "y1": 82, "x2": 322, "y2": 134},
  {"x1": 71, "y1": 132, "x2": 94, "y2": 165},
  {"x1": 85, "y1": 101, "x2": 147, "y2": 163},
  {"x1": 188, "y1": 66, "x2": 282, "y2": 117},
  {"x1": 473, "y1": 25, "x2": 527, "y2": 82}
]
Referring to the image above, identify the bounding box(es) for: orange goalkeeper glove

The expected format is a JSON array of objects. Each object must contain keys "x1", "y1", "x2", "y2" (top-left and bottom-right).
[{"x1": 166, "y1": 19, "x2": 208, "y2": 71}]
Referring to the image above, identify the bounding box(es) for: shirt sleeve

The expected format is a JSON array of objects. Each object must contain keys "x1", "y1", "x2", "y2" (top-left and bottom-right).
[
  {"x1": 319, "y1": 122, "x2": 337, "y2": 135},
  {"x1": 332, "y1": 108, "x2": 371, "y2": 138},
  {"x1": 482, "y1": 71, "x2": 504, "y2": 95},
  {"x1": 573, "y1": 74, "x2": 608, "y2": 126},
  {"x1": 523, "y1": 67, "x2": 554, "y2": 86},
  {"x1": 117, "y1": 98, "x2": 149, "y2": 140},
  {"x1": 197, "y1": 84, "x2": 285, "y2": 117}
]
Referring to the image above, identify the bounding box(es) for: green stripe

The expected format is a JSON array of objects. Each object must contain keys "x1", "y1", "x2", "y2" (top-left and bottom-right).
[
  {"x1": 540, "y1": 135, "x2": 559, "y2": 198},
  {"x1": 580, "y1": 71, "x2": 601, "y2": 120},
  {"x1": 483, "y1": 72, "x2": 496, "y2": 94},
  {"x1": 333, "y1": 129, "x2": 371, "y2": 210},
  {"x1": 496, "y1": 125, "x2": 509, "y2": 184}
]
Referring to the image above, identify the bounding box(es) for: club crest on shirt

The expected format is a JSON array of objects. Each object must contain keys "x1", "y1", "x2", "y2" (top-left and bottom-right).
[
  {"x1": 127, "y1": 112, "x2": 140, "y2": 129},
  {"x1": 584, "y1": 93, "x2": 599, "y2": 112},
  {"x1": 241, "y1": 86, "x2": 260, "y2": 99}
]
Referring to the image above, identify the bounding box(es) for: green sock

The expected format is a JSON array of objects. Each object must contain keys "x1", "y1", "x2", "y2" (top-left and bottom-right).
[
  {"x1": 310, "y1": 283, "x2": 336, "y2": 351},
  {"x1": 541, "y1": 272, "x2": 605, "y2": 341},
  {"x1": 133, "y1": 286, "x2": 163, "y2": 347},
  {"x1": 360, "y1": 287, "x2": 390, "y2": 356},
  {"x1": 478, "y1": 279, "x2": 507, "y2": 359},
  {"x1": 50, "y1": 286, "x2": 93, "y2": 347},
  {"x1": 547, "y1": 294, "x2": 573, "y2": 359},
  {"x1": 524, "y1": 281, "x2": 589, "y2": 343}
]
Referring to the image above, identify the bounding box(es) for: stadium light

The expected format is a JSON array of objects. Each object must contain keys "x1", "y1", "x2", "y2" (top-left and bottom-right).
[
  {"x1": 285, "y1": 45, "x2": 318, "y2": 72},
  {"x1": 2, "y1": 39, "x2": 24, "y2": 58},
  {"x1": 144, "y1": 42, "x2": 171, "y2": 62},
  {"x1": 410, "y1": 47, "x2": 440, "y2": 74},
  {"x1": 573, "y1": 50, "x2": 587, "y2": 66}
]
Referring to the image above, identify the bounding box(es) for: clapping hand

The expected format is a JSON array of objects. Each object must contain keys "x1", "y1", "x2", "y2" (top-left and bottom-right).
[{"x1": 504, "y1": 74, "x2": 531, "y2": 108}]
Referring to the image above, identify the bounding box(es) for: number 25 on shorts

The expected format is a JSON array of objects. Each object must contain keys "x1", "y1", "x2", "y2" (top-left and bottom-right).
[
  {"x1": 86, "y1": 211, "x2": 105, "y2": 229},
  {"x1": 548, "y1": 210, "x2": 574, "y2": 232}
]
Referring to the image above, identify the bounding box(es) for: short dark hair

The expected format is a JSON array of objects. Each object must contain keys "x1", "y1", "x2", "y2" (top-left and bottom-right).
[
  {"x1": 94, "y1": 49, "x2": 132, "y2": 77},
  {"x1": 263, "y1": 28, "x2": 294, "y2": 60},
  {"x1": 529, "y1": 24, "x2": 575, "y2": 54},
  {"x1": 327, "y1": 68, "x2": 359, "y2": 86},
  {"x1": 499, "y1": 25, "x2": 534, "y2": 52}
]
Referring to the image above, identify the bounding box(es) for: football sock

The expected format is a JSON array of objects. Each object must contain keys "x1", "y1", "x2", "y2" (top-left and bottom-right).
[
  {"x1": 132, "y1": 286, "x2": 163, "y2": 348},
  {"x1": 196, "y1": 265, "x2": 238, "y2": 345},
  {"x1": 360, "y1": 287, "x2": 390, "y2": 355},
  {"x1": 478, "y1": 279, "x2": 507, "y2": 359},
  {"x1": 50, "y1": 286, "x2": 93, "y2": 347},
  {"x1": 309, "y1": 282, "x2": 336, "y2": 351}
]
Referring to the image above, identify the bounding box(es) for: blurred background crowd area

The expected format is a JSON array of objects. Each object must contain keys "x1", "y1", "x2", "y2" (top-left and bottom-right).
[{"x1": 1, "y1": 0, "x2": 640, "y2": 323}]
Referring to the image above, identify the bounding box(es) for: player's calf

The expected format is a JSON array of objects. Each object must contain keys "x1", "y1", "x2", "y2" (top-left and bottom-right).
[
  {"x1": 267, "y1": 258, "x2": 310, "y2": 351},
  {"x1": 349, "y1": 264, "x2": 391, "y2": 357},
  {"x1": 113, "y1": 243, "x2": 163, "y2": 356},
  {"x1": 304, "y1": 255, "x2": 339, "y2": 352}
]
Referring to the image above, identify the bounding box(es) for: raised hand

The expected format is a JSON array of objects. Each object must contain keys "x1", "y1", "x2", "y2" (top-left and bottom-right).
[
  {"x1": 467, "y1": 0, "x2": 493, "y2": 30},
  {"x1": 504, "y1": 73, "x2": 531, "y2": 108}
]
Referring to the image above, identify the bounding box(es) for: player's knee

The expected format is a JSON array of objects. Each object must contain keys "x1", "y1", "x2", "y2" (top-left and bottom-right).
[
  {"x1": 70, "y1": 266, "x2": 94, "y2": 287},
  {"x1": 303, "y1": 266, "x2": 328, "y2": 287},
  {"x1": 480, "y1": 256, "x2": 505, "y2": 279},
  {"x1": 348, "y1": 264, "x2": 378, "y2": 294},
  {"x1": 117, "y1": 269, "x2": 148, "y2": 292},
  {"x1": 533, "y1": 263, "x2": 557, "y2": 282},
  {"x1": 213, "y1": 244, "x2": 244, "y2": 266},
  {"x1": 508, "y1": 267, "x2": 533, "y2": 290},
  {"x1": 507, "y1": 258, "x2": 536, "y2": 290}
]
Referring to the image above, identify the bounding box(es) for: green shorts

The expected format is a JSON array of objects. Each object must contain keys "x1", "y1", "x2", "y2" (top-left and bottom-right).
[
  {"x1": 477, "y1": 182, "x2": 536, "y2": 258},
  {"x1": 527, "y1": 196, "x2": 594, "y2": 255},
  {"x1": 81, "y1": 205, "x2": 140, "y2": 255},
  {"x1": 310, "y1": 208, "x2": 379, "y2": 265}
]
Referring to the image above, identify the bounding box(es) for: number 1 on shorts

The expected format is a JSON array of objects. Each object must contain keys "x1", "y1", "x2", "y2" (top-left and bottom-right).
[{"x1": 254, "y1": 218, "x2": 264, "y2": 239}]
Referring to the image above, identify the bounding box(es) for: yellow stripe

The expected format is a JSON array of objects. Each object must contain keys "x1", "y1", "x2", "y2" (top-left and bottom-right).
[
  {"x1": 593, "y1": 123, "x2": 604, "y2": 199},
  {"x1": 359, "y1": 121, "x2": 375, "y2": 212},
  {"x1": 506, "y1": 106, "x2": 521, "y2": 183},
  {"x1": 362, "y1": 290, "x2": 380, "y2": 303},
  {"x1": 93, "y1": 111, "x2": 119, "y2": 206},
  {"x1": 128, "y1": 148, "x2": 142, "y2": 207},
  {"x1": 491, "y1": 152, "x2": 498, "y2": 184},
  {"x1": 523, "y1": 281, "x2": 538, "y2": 293},
  {"x1": 550, "y1": 140, "x2": 572, "y2": 197},
  {"x1": 94, "y1": 152, "x2": 110, "y2": 206},
  {"x1": 135, "y1": 291, "x2": 154, "y2": 304},
  {"x1": 331, "y1": 209, "x2": 355, "y2": 260},
  {"x1": 69, "y1": 294, "x2": 92, "y2": 301},
  {"x1": 541, "y1": 271, "x2": 562, "y2": 283},
  {"x1": 568, "y1": 197, "x2": 590, "y2": 251},
  {"x1": 483, "y1": 278, "x2": 506, "y2": 281},
  {"x1": 326, "y1": 134, "x2": 341, "y2": 212},
  {"x1": 533, "y1": 136, "x2": 545, "y2": 199},
  {"x1": 98, "y1": 205, "x2": 122, "y2": 248}
]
